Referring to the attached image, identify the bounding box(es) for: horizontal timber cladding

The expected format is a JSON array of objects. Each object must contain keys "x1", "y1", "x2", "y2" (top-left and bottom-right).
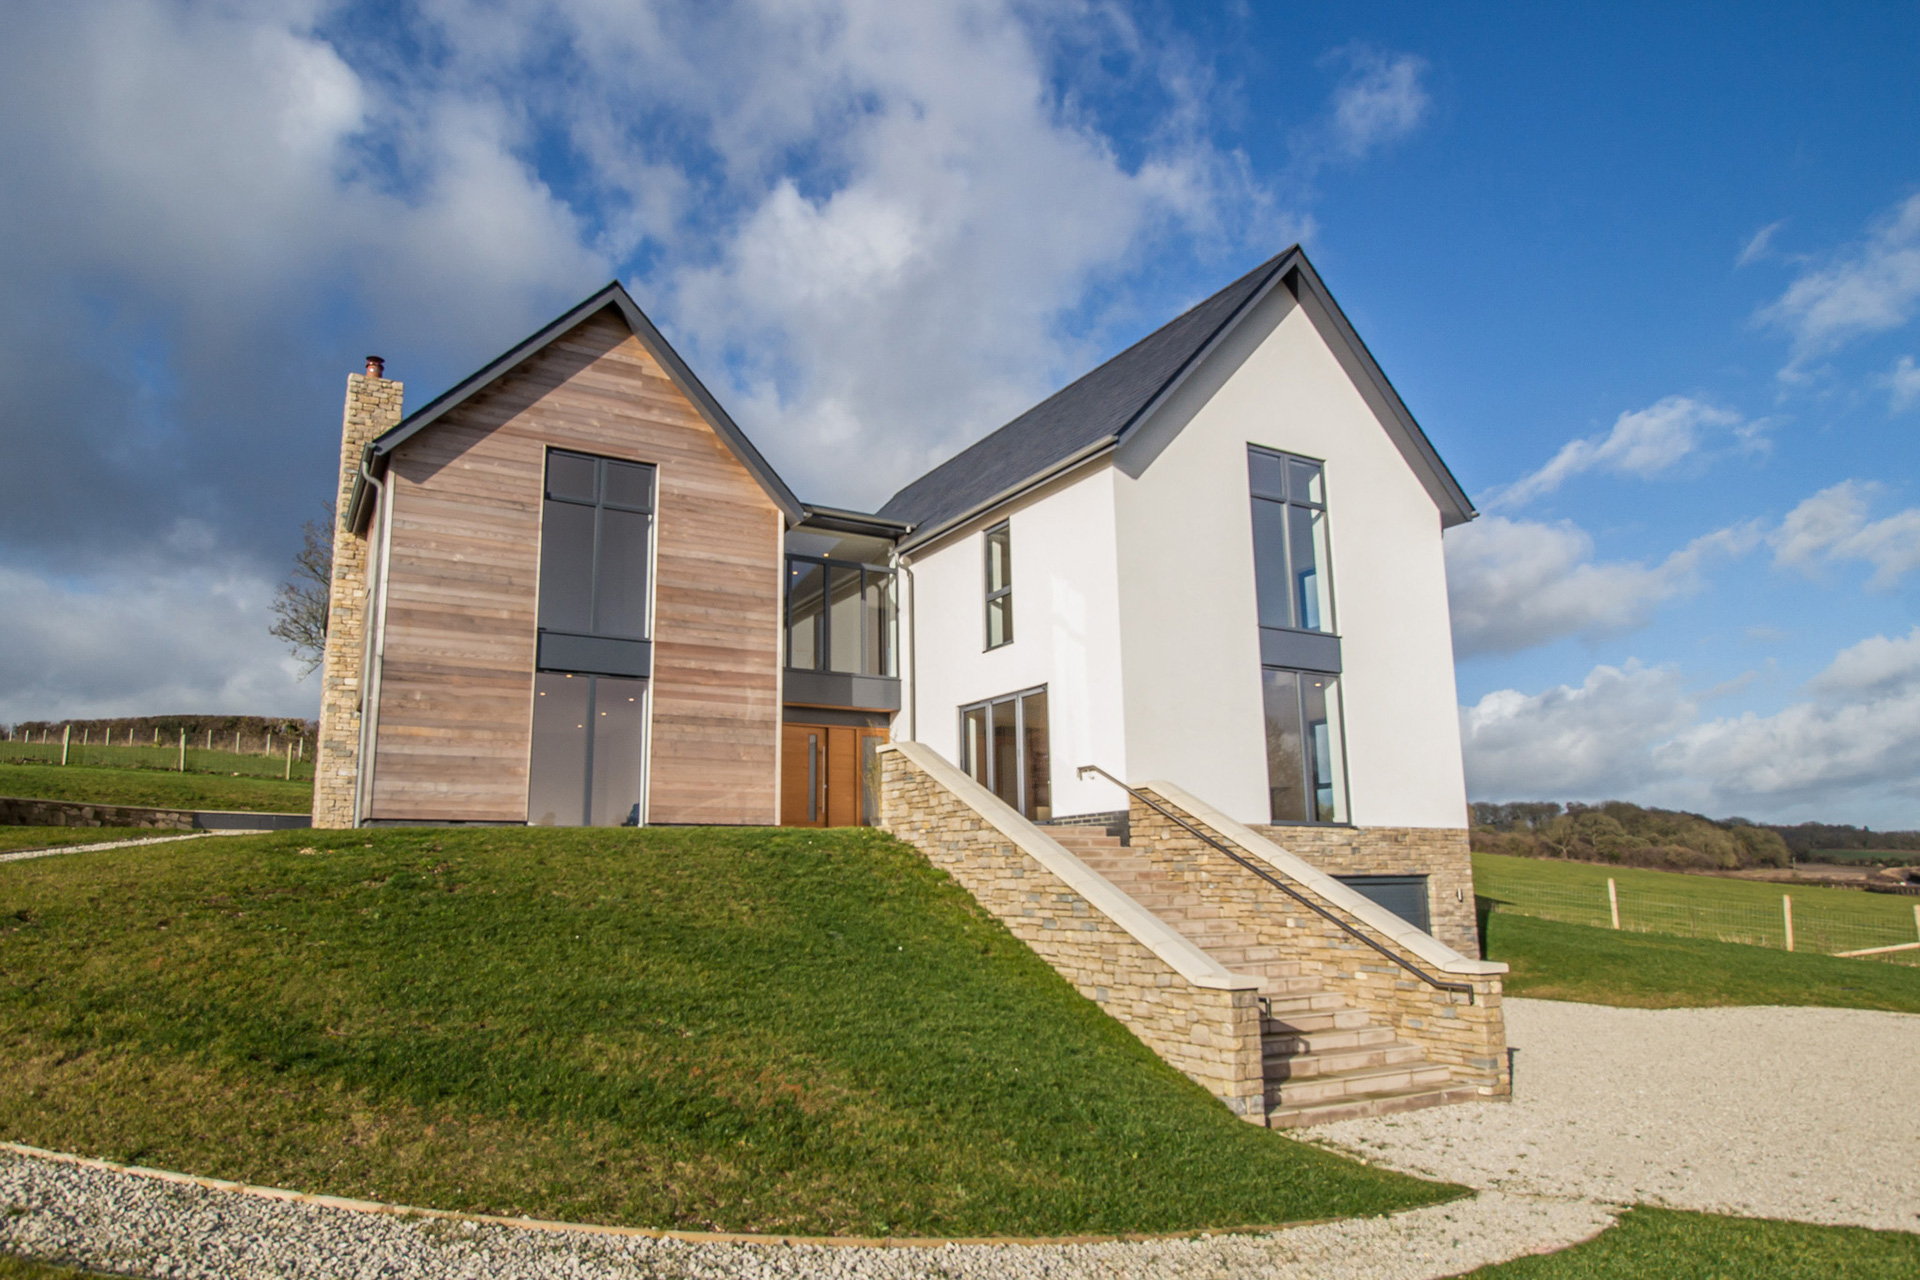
[{"x1": 369, "y1": 309, "x2": 783, "y2": 824}]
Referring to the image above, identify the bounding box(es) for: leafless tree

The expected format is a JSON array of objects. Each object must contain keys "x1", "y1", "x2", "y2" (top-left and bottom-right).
[{"x1": 270, "y1": 504, "x2": 334, "y2": 676}]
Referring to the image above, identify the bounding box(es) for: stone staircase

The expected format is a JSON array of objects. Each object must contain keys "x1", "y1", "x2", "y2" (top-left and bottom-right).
[{"x1": 1047, "y1": 826, "x2": 1480, "y2": 1126}]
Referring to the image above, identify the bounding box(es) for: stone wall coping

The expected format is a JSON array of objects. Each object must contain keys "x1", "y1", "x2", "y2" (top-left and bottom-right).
[
  {"x1": 881, "y1": 743, "x2": 1262, "y2": 992},
  {"x1": 1139, "y1": 780, "x2": 1508, "y2": 978}
]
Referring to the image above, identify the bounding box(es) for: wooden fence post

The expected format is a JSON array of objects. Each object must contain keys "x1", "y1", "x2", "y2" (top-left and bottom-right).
[
  {"x1": 285, "y1": 742, "x2": 293, "y2": 780},
  {"x1": 178, "y1": 730, "x2": 186, "y2": 773},
  {"x1": 1782, "y1": 894, "x2": 1794, "y2": 952},
  {"x1": 61, "y1": 724, "x2": 70, "y2": 766},
  {"x1": 1608, "y1": 877, "x2": 1620, "y2": 929}
]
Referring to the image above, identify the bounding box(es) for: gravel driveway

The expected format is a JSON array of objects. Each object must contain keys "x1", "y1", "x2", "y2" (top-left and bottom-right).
[{"x1": 1308, "y1": 997, "x2": 1920, "y2": 1234}]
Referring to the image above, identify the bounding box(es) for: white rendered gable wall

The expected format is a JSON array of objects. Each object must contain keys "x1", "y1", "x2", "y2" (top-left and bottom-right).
[
  {"x1": 1111, "y1": 283, "x2": 1469, "y2": 829},
  {"x1": 899, "y1": 465, "x2": 1133, "y2": 819}
]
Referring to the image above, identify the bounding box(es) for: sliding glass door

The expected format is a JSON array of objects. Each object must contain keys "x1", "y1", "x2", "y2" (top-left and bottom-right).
[
  {"x1": 528, "y1": 672, "x2": 648, "y2": 827},
  {"x1": 959, "y1": 686, "x2": 1050, "y2": 820}
]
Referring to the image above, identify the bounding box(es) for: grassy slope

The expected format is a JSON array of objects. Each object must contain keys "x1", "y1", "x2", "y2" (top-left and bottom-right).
[
  {"x1": 0, "y1": 1257, "x2": 106, "y2": 1279},
  {"x1": 1464, "y1": 1207, "x2": 1920, "y2": 1279},
  {"x1": 0, "y1": 826, "x2": 1451, "y2": 1236},
  {"x1": 0, "y1": 763, "x2": 310, "y2": 813},
  {"x1": 1474, "y1": 852, "x2": 1918, "y2": 935},
  {"x1": 1483, "y1": 911, "x2": 1920, "y2": 1012}
]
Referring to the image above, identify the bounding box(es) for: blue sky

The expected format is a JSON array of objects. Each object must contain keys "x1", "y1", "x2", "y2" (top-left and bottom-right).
[{"x1": 0, "y1": 1, "x2": 1915, "y2": 825}]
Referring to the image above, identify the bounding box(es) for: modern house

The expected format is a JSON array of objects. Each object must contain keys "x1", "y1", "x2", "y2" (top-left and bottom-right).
[{"x1": 314, "y1": 247, "x2": 1507, "y2": 1123}]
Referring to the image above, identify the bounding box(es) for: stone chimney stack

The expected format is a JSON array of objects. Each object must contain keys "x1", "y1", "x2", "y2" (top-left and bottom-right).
[{"x1": 312, "y1": 360, "x2": 404, "y2": 828}]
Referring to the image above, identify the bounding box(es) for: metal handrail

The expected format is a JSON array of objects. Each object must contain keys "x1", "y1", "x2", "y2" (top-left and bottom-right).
[{"x1": 1075, "y1": 764, "x2": 1477, "y2": 1004}]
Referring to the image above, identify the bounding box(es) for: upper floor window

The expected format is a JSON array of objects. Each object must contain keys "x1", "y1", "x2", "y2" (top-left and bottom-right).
[
  {"x1": 984, "y1": 520, "x2": 1013, "y2": 649},
  {"x1": 538, "y1": 449, "x2": 655, "y2": 640},
  {"x1": 1249, "y1": 447, "x2": 1334, "y2": 634},
  {"x1": 786, "y1": 529, "x2": 896, "y2": 677}
]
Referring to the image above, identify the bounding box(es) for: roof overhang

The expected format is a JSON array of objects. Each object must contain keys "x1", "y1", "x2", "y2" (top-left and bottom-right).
[{"x1": 347, "y1": 281, "x2": 805, "y2": 535}]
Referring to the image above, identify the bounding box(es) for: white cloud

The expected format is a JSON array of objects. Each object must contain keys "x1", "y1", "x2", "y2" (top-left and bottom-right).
[
  {"x1": 1463, "y1": 628, "x2": 1920, "y2": 823},
  {"x1": 1460, "y1": 662, "x2": 1695, "y2": 800},
  {"x1": 1736, "y1": 218, "x2": 1785, "y2": 268},
  {"x1": 1446, "y1": 515, "x2": 1759, "y2": 658},
  {"x1": 1323, "y1": 47, "x2": 1431, "y2": 159},
  {"x1": 1769, "y1": 481, "x2": 1920, "y2": 588},
  {"x1": 1493, "y1": 395, "x2": 1744, "y2": 508},
  {"x1": 1886, "y1": 354, "x2": 1920, "y2": 412},
  {"x1": 0, "y1": 559, "x2": 313, "y2": 724},
  {"x1": 1758, "y1": 191, "x2": 1920, "y2": 377}
]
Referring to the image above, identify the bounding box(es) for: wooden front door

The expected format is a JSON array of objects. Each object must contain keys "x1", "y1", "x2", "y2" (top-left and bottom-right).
[{"x1": 781, "y1": 723, "x2": 886, "y2": 826}]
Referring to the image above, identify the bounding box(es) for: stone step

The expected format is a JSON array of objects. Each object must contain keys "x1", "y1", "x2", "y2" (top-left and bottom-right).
[
  {"x1": 1263, "y1": 1040, "x2": 1427, "y2": 1080},
  {"x1": 1262, "y1": 990, "x2": 1355, "y2": 1017},
  {"x1": 1268, "y1": 1060, "x2": 1454, "y2": 1108},
  {"x1": 1263, "y1": 1023, "x2": 1397, "y2": 1056},
  {"x1": 1266, "y1": 1083, "x2": 1483, "y2": 1129},
  {"x1": 1263, "y1": 1006, "x2": 1376, "y2": 1033}
]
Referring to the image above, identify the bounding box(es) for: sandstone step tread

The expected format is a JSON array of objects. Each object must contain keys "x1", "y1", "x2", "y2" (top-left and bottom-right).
[
  {"x1": 1266, "y1": 1083, "x2": 1483, "y2": 1128},
  {"x1": 1270, "y1": 1060, "x2": 1453, "y2": 1107}
]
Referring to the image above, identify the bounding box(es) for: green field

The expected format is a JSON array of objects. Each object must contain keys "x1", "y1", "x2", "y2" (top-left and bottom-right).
[
  {"x1": 0, "y1": 825, "x2": 1453, "y2": 1236},
  {"x1": 0, "y1": 762, "x2": 311, "y2": 814},
  {"x1": 1483, "y1": 910, "x2": 1920, "y2": 1011},
  {"x1": 1465, "y1": 1206, "x2": 1920, "y2": 1279},
  {"x1": 1474, "y1": 851, "x2": 1919, "y2": 957},
  {"x1": 0, "y1": 739, "x2": 312, "y2": 782}
]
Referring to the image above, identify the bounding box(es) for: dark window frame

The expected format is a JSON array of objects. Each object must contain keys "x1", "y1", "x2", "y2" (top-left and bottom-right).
[
  {"x1": 958, "y1": 684, "x2": 1049, "y2": 819},
  {"x1": 1261, "y1": 664, "x2": 1352, "y2": 827},
  {"x1": 540, "y1": 447, "x2": 657, "y2": 643},
  {"x1": 983, "y1": 520, "x2": 1013, "y2": 650},
  {"x1": 1248, "y1": 445, "x2": 1337, "y2": 637},
  {"x1": 784, "y1": 553, "x2": 896, "y2": 677}
]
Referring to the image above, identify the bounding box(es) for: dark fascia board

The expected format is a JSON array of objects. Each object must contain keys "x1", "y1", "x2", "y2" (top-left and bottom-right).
[
  {"x1": 348, "y1": 281, "x2": 805, "y2": 534},
  {"x1": 1283, "y1": 256, "x2": 1477, "y2": 528},
  {"x1": 798, "y1": 504, "x2": 913, "y2": 538}
]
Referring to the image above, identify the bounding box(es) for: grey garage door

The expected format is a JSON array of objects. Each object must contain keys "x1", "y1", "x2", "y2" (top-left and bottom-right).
[{"x1": 1336, "y1": 874, "x2": 1431, "y2": 934}]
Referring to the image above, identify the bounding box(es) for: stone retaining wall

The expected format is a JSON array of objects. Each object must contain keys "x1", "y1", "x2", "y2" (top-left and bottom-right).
[
  {"x1": 0, "y1": 797, "x2": 193, "y2": 830},
  {"x1": 879, "y1": 748, "x2": 1266, "y2": 1117},
  {"x1": 1253, "y1": 824, "x2": 1479, "y2": 957},
  {"x1": 1140, "y1": 794, "x2": 1509, "y2": 1095}
]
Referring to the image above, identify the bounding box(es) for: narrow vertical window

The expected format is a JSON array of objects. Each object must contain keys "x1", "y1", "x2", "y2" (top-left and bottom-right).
[
  {"x1": 1249, "y1": 448, "x2": 1333, "y2": 634},
  {"x1": 984, "y1": 521, "x2": 1013, "y2": 648},
  {"x1": 530, "y1": 450, "x2": 655, "y2": 828}
]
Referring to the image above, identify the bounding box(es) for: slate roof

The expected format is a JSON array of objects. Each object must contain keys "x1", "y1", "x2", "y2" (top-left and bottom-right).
[{"x1": 876, "y1": 246, "x2": 1474, "y2": 543}]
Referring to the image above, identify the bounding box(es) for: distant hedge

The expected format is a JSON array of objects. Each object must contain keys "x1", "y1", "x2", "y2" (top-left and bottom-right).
[{"x1": 1469, "y1": 800, "x2": 1791, "y2": 871}]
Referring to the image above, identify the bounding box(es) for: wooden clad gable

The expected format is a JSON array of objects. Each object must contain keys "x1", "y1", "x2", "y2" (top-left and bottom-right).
[{"x1": 369, "y1": 309, "x2": 783, "y2": 824}]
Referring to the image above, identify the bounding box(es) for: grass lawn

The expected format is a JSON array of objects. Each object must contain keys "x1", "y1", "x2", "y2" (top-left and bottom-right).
[
  {"x1": 0, "y1": 828, "x2": 150, "y2": 856},
  {"x1": 0, "y1": 826, "x2": 1454, "y2": 1236},
  {"x1": 1463, "y1": 1206, "x2": 1920, "y2": 1278},
  {"x1": 0, "y1": 1257, "x2": 106, "y2": 1279},
  {"x1": 0, "y1": 762, "x2": 310, "y2": 814},
  {"x1": 1474, "y1": 851, "x2": 1919, "y2": 955},
  {"x1": 1483, "y1": 910, "x2": 1920, "y2": 1012}
]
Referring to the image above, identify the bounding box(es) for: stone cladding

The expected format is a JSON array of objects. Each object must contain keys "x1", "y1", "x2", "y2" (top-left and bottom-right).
[
  {"x1": 312, "y1": 373, "x2": 404, "y2": 830},
  {"x1": 1253, "y1": 824, "x2": 1480, "y2": 958},
  {"x1": 1134, "y1": 792, "x2": 1509, "y2": 1096},
  {"x1": 879, "y1": 748, "x2": 1267, "y2": 1117}
]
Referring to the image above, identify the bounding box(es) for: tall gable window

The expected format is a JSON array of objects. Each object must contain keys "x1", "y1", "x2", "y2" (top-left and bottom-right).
[
  {"x1": 984, "y1": 521, "x2": 1013, "y2": 649},
  {"x1": 1248, "y1": 448, "x2": 1333, "y2": 634},
  {"x1": 528, "y1": 449, "x2": 656, "y2": 828},
  {"x1": 1249, "y1": 446, "x2": 1347, "y2": 825}
]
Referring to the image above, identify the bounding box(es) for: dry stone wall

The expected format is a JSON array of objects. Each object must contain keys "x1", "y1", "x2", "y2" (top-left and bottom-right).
[
  {"x1": 879, "y1": 748, "x2": 1267, "y2": 1117},
  {"x1": 1253, "y1": 824, "x2": 1480, "y2": 957},
  {"x1": 1139, "y1": 794, "x2": 1510, "y2": 1096},
  {"x1": 313, "y1": 373, "x2": 404, "y2": 830}
]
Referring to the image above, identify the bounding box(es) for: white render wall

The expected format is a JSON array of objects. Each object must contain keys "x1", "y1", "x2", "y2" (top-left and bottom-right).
[
  {"x1": 1111, "y1": 283, "x2": 1470, "y2": 830},
  {"x1": 899, "y1": 466, "x2": 1134, "y2": 819}
]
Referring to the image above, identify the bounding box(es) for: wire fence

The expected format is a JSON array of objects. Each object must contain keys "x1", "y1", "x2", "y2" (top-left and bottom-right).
[
  {"x1": 0, "y1": 735, "x2": 314, "y2": 783},
  {"x1": 1477, "y1": 877, "x2": 1920, "y2": 964}
]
